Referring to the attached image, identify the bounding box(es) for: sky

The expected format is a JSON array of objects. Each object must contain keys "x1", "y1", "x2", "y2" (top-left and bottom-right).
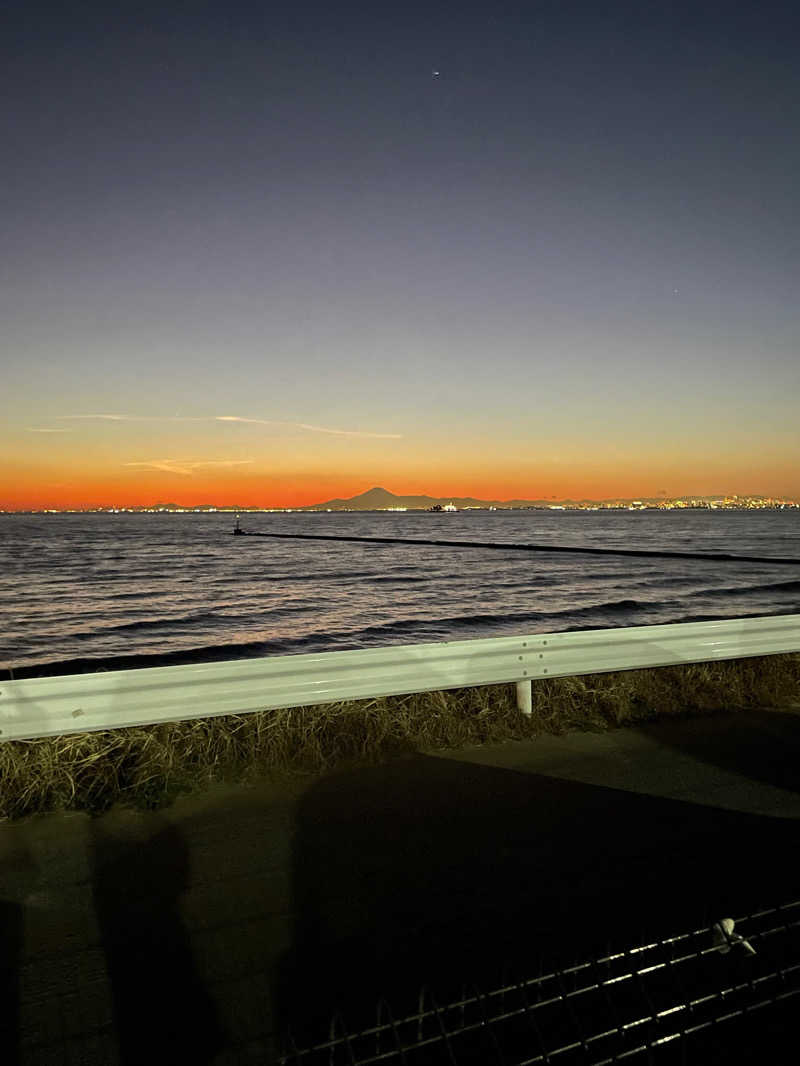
[{"x1": 2, "y1": 0, "x2": 799, "y2": 508}]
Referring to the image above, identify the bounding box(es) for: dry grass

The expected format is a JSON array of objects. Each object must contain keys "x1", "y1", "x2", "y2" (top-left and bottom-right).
[{"x1": 1, "y1": 653, "x2": 799, "y2": 821}]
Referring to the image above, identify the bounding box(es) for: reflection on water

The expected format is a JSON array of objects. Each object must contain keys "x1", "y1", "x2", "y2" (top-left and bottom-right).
[{"x1": 1, "y1": 510, "x2": 798, "y2": 671}]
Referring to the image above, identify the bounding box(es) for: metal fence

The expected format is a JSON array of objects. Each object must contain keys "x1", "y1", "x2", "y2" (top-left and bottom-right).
[
  {"x1": 280, "y1": 901, "x2": 800, "y2": 1065},
  {"x1": 2, "y1": 614, "x2": 800, "y2": 741}
]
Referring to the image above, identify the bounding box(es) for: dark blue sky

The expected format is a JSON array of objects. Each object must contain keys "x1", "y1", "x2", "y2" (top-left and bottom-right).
[{"x1": 3, "y1": 1, "x2": 799, "y2": 506}]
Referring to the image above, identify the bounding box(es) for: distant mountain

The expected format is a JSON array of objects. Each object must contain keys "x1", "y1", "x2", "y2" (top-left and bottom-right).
[
  {"x1": 304, "y1": 487, "x2": 771, "y2": 510},
  {"x1": 304, "y1": 486, "x2": 552, "y2": 510}
]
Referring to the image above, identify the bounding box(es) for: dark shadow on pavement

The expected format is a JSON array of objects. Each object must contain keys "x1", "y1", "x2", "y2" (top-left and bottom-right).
[
  {"x1": 276, "y1": 753, "x2": 800, "y2": 1050},
  {"x1": 91, "y1": 817, "x2": 227, "y2": 1066},
  {"x1": 637, "y1": 708, "x2": 800, "y2": 795},
  {"x1": 0, "y1": 901, "x2": 23, "y2": 1066},
  {"x1": 0, "y1": 838, "x2": 35, "y2": 1066}
]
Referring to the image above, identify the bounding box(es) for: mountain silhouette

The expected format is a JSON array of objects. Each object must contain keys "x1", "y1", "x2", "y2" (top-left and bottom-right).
[{"x1": 304, "y1": 487, "x2": 551, "y2": 510}]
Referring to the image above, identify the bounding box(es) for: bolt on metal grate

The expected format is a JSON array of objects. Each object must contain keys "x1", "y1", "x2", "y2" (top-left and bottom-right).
[{"x1": 280, "y1": 900, "x2": 800, "y2": 1065}]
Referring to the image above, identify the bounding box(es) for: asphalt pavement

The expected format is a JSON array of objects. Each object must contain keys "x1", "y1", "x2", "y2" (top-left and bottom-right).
[{"x1": 1, "y1": 706, "x2": 799, "y2": 1065}]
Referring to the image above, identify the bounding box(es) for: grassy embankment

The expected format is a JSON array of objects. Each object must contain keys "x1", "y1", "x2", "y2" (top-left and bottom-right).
[{"x1": 1, "y1": 653, "x2": 799, "y2": 820}]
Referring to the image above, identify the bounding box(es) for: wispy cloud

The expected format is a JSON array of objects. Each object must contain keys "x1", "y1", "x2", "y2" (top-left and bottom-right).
[
  {"x1": 123, "y1": 458, "x2": 255, "y2": 476},
  {"x1": 62, "y1": 414, "x2": 138, "y2": 421},
  {"x1": 25, "y1": 427, "x2": 73, "y2": 433},
  {"x1": 56, "y1": 413, "x2": 403, "y2": 438},
  {"x1": 215, "y1": 416, "x2": 276, "y2": 424},
  {"x1": 60, "y1": 414, "x2": 204, "y2": 422},
  {"x1": 215, "y1": 415, "x2": 402, "y2": 439}
]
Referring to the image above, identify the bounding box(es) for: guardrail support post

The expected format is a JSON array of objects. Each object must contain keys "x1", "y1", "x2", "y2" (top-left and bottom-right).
[{"x1": 516, "y1": 679, "x2": 532, "y2": 716}]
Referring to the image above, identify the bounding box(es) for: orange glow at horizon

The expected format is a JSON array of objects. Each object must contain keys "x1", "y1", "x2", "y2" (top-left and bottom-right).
[
  {"x1": 4, "y1": 461, "x2": 800, "y2": 511},
  {"x1": 5, "y1": 2, "x2": 800, "y2": 524},
  {"x1": 4, "y1": 418, "x2": 800, "y2": 510}
]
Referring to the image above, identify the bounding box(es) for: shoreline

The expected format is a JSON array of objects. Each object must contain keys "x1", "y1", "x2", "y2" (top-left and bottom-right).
[
  {"x1": 3, "y1": 502, "x2": 799, "y2": 514},
  {"x1": 3, "y1": 607, "x2": 798, "y2": 681}
]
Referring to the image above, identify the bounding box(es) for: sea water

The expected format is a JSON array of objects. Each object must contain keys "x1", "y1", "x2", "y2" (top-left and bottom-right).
[{"x1": 1, "y1": 509, "x2": 798, "y2": 675}]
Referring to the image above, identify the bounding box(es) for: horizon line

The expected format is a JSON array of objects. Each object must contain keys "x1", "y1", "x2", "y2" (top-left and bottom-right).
[{"x1": 3, "y1": 490, "x2": 798, "y2": 513}]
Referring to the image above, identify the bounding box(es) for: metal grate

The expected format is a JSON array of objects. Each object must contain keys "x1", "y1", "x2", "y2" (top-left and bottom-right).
[{"x1": 280, "y1": 900, "x2": 800, "y2": 1065}]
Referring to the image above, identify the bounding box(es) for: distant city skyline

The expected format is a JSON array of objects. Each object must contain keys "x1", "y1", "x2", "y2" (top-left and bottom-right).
[
  {"x1": 3, "y1": 484, "x2": 798, "y2": 514},
  {"x1": 3, "y1": 2, "x2": 799, "y2": 511}
]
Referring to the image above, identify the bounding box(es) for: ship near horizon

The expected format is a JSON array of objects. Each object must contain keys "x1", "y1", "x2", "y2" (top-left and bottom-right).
[{"x1": 6, "y1": 486, "x2": 798, "y2": 514}]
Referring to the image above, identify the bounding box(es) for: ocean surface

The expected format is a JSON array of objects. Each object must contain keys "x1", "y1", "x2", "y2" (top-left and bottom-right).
[{"x1": 2, "y1": 510, "x2": 799, "y2": 677}]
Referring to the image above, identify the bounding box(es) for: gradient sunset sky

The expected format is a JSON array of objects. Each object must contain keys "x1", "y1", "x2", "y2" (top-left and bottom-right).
[{"x1": 3, "y1": 0, "x2": 799, "y2": 509}]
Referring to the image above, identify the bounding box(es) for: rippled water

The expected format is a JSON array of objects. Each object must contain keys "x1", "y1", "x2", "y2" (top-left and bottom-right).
[{"x1": 1, "y1": 510, "x2": 799, "y2": 675}]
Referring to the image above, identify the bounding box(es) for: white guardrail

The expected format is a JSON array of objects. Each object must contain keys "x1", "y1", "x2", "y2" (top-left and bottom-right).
[{"x1": 1, "y1": 614, "x2": 799, "y2": 742}]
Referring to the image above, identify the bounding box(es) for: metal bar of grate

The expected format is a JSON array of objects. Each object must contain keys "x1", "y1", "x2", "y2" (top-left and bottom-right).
[{"x1": 280, "y1": 900, "x2": 800, "y2": 1065}]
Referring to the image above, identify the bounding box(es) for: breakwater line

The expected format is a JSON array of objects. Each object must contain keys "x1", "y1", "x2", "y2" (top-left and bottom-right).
[{"x1": 232, "y1": 529, "x2": 800, "y2": 566}]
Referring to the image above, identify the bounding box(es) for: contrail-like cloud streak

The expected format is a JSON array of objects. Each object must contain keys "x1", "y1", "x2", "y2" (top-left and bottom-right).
[
  {"x1": 57, "y1": 414, "x2": 402, "y2": 438},
  {"x1": 215, "y1": 415, "x2": 402, "y2": 439},
  {"x1": 60, "y1": 414, "x2": 204, "y2": 422},
  {"x1": 123, "y1": 459, "x2": 255, "y2": 476}
]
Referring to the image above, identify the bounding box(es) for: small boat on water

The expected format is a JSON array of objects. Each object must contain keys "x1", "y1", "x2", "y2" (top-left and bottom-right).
[{"x1": 429, "y1": 502, "x2": 458, "y2": 512}]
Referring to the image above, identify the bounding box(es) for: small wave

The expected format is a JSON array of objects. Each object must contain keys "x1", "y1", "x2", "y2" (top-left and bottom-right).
[
  {"x1": 698, "y1": 578, "x2": 800, "y2": 598},
  {"x1": 371, "y1": 575, "x2": 432, "y2": 585},
  {"x1": 73, "y1": 610, "x2": 225, "y2": 636},
  {"x1": 107, "y1": 590, "x2": 158, "y2": 601},
  {"x1": 633, "y1": 573, "x2": 714, "y2": 589},
  {"x1": 6, "y1": 605, "x2": 795, "y2": 681},
  {"x1": 2, "y1": 640, "x2": 283, "y2": 679},
  {"x1": 353, "y1": 609, "x2": 546, "y2": 639},
  {"x1": 266, "y1": 569, "x2": 382, "y2": 583},
  {"x1": 339, "y1": 601, "x2": 658, "y2": 641},
  {"x1": 563, "y1": 598, "x2": 646, "y2": 618},
  {"x1": 59, "y1": 602, "x2": 317, "y2": 639},
  {"x1": 643, "y1": 608, "x2": 794, "y2": 627}
]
